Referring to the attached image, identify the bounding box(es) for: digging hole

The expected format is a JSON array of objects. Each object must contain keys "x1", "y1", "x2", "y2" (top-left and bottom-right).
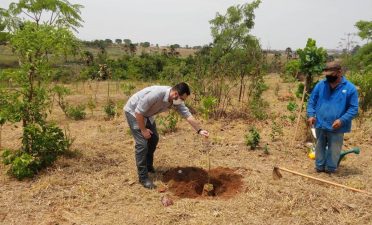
[{"x1": 162, "y1": 167, "x2": 243, "y2": 199}]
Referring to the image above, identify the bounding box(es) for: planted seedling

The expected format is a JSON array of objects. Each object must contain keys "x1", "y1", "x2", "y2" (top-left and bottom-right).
[{"x1": 202, "y1": 137, "x2": 214, "y2": 196}]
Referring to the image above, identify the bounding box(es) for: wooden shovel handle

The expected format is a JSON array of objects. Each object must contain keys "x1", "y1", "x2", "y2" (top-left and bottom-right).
[{"x1": 275, "y1": 166, "x2": 372, "y2": 196}]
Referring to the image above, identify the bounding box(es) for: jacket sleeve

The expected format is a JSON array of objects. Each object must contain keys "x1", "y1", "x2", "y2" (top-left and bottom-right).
[
  {"x1": 307, "y1": 83, "x2": 320, "y2": 118},
  {"x1": 339, "y1": 87, "x2": 359, "y2": 124}
]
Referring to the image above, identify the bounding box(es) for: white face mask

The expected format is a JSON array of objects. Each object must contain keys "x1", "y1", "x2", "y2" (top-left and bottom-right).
[{"x1": 173, "y1": 98, "x2": 184, "y2": 105}]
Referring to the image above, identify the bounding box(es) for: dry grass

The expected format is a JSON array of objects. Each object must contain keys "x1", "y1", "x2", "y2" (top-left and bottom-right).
[{"x1": 0, "y1": 75, "x2": 371, "y2": 225}]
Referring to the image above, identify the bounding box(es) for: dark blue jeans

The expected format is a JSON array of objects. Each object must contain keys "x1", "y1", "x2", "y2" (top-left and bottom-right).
[
  {"x1": 315, "y1": 129, "x2": 344, "y2": 172},
  {"x1": 125, "y1": 112, "x2": 159, "y2": 181}
]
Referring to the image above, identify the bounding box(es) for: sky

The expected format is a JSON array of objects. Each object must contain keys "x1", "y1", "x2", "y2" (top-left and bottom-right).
[{"x1": 1, "y1": 0, "x2": 371, "y2": 50}]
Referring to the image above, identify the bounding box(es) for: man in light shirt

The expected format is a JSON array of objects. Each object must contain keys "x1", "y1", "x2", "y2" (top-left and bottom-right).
[{"x1": 124, "y1": 82, "x2": 209, "y2": 189}]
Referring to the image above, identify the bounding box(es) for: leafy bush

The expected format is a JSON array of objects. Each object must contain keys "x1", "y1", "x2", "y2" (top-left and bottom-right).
[
  {"x1": 104, "y1": 100, "x2": 116, "y2": 119},
  {"x1": 87, "y1": 97, "x2": 96, "y2": 116},
  {"x1": 349, "y1": 72, "x2": 372, "y2": 116},
  {"x1": 2, "y1": 123, "x2": 72, "y2": 180},
  {"x1": 245, "y1": 127, "x2": 260, "y2": 150},
  {"x1": 287, "y1": 101, "x2": 298, "y2": 112},
  {"x1": 283, "y1": 59, "x2": 300, "y2": 82},
  {"x1": 67, "y1": 104, "x2": 86, "y2": 120},
  {"x1": 199, "y1": 96, "x2": 217, "y2": 120},
  {"x1": 121, "y1": 83, "x2": 136, "y2": 96},
  {"x1": 158, "y1": 111, "x2": 179, "y2": 134}
]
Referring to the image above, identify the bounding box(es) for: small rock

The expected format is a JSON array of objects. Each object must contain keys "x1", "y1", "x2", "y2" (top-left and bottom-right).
[{"x1": 161, "y1": 195, "x2": 173, "y2": 207}]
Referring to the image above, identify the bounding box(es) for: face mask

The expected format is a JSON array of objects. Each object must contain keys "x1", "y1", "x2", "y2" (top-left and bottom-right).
[
  {"x1": 326, "y1": 75, "x2": 338, "y2": 83},
  {"x1": 173, "y1": 98, "x2": 184, "y2": 105}
]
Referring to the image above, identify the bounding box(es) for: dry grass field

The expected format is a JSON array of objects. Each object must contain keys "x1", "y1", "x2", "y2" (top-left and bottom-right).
[{"x1": 0, "y1": 74, "x2": 371, "y2": 225}]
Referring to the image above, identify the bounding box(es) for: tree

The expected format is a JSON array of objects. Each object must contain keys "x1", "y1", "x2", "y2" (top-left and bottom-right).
[
  {"x1": 123, "y1": 39, "x2": 131, "y2": 45},
  {"x1": 355, "y1": 20, "x2": 372, "y2": 42},
  {"x1": 297, "y1": 38, "x2": 327, "y2": 95},
  {"x1": 140, "y1": 42, "x2": 150, "y2": 48},
  {"x1": 285, "y1": 47, "x2": 292, "y2": 61},
  {"x1": 0, "y1": 0, "x2": 82, "y2": 179},
  {"x1": 115, "y1": 38, "x2": 122, "y2": 44},
  {"x1": 104, "y1": 38, "x2": 113, "y2": 45},
  {"x1": 209, "y1": 0, "x2": 263, "y2": 105}
]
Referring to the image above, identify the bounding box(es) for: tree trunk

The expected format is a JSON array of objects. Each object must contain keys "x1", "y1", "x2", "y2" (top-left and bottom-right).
[
  {"x1": 0, "y1": 125, "x2": 2, "y2": 150},
  {"x1": 305, "y1": 74, "x2": 312, "y2": 95},
  {"x1": 238, "y1": 74, "x2": 244, "y2": 102}
]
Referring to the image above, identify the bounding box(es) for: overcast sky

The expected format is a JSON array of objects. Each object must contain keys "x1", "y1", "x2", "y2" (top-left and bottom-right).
[{"x1": 1, "y1": 0, "x2": 371, "y2": 50}]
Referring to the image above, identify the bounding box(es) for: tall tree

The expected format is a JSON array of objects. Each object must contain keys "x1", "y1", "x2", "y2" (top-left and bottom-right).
[
  {"x1": 209, "y1": 0, "x2": 262, "y2": 103},
  {"x1": 0, "y1": 0, "x2": 83, "y2": 179}
]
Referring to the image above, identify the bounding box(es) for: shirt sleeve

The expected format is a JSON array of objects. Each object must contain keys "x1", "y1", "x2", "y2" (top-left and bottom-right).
[
  {"x1": 135, "y1": 91, "x2": 160, "y2": 115},
  {"x1": 339, "y1": 87, "x2": 359, "y2": 124},
  {"x1": 307, "y1": 83, "x2": 320, "y2": 118},
  {"x1": 175, "y1": 103, "x2": 192, "y2": 118}
]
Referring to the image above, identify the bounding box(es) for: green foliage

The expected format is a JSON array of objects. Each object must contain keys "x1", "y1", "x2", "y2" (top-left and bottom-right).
[
  {"x1": 158, "y1": 111, "x2": 179, "y2": 134},
  {"x1": 297, "y1": 38, "x2": 327, "y2": 94},
  {"x1": 355, "y1": 20, "x2": 372, "y2": 41},
  {"x1": 283, "y1": 59, "x2": 300, "y2": 82},
  {"x1": 245, "y1": 127, "x2": 260, "y2": 150},
  {"x1": 8, "y1": 152, "x2": 37, "y2": 180},
  {"x1": 121, "y1": 82, "x2": 136, "y2": 96},
  {"x1": 287, "y1": 101, "x2": 298, "y2": 112},
  {"x1": 297, "y1": 39, "x2": 327, "y2": 77},
  {"x1": 349, "y1": 72, "x2": 372, "y2": 115},
  {"x1": 2, "y1": 123, "x2": 71, "y2": 180},
  {"x1": 0, "y1": 0, "x2": 81, "y2": 179},
  {"x1": 103, "y1": 100, "x2": 116, "y2": 119},
  {"x1": 249, "y1": 75, "x2": 268, "y2": 120},
  {"x1": 209, "y1": 0, "x2": 263, "y2": 106},
  {"x1": 199, "y1": 96, "x2": 217, "y2": 120},
  {"x1": 296, "y1": 83, "x2": 305, "y2": 98},
  {"x1": 87, "y1": 97, "x2": 96, "y2": 115},
  {"x1": 67, "y1": 104, "x2": 86, "y2": 120}
]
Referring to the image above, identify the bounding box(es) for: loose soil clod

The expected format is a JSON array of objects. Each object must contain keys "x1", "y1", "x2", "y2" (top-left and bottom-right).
[{"x1": 162, "y1": 167, "x2": 243, "y2": 198}]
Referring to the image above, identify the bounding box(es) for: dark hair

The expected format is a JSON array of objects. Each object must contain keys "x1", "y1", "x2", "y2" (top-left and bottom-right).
[{"x1": 172, "y1": 82, "x2": 190, "y2": 96}]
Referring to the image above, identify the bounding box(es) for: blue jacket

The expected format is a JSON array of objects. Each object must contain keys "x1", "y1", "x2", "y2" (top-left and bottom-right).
[{"x1": 307, "y1": 76, "x2": 358, "y2": 133}]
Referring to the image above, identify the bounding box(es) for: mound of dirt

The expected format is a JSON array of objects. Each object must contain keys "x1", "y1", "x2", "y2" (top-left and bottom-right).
[{"x1": 162, "y1": 167, "x2": 243, "y2": 198}]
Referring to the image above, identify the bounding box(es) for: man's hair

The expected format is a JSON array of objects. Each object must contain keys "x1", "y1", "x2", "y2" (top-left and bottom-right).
[
  {"x1": 172, "y1": 82, "x2": 190, "y2": 96},
  {"x1": 324, "y1": 61, "x2": 342, "y2": 72}
]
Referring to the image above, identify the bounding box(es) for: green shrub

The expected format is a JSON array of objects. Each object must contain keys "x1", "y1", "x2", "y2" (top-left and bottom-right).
[
  {"x1": 9, "y1": 152, "x2": 38, "y2": 180},
  {"x1": 349, "y1": 72, "x2": 372, "y2": 116},
  {"x1": 283, "y1": 59, "x2": 300, "y2": 82},
  {"x1": 104, "y1": 100, "x2": 116, "y2": 119},
  {"x1": 2, "y1": 123, "x2": 72, "y2": 180},
  {"x1": 67, "y1": 104, "x2": 86, "y2": 120},
  {"x1": 287, "y1": 101, "x2": 298, "y2": 112},
  {"x1": 87, "y1": 97, "x2": 96, "y2": 116},
  {"x1": 121, "y1": 83, "x2": 136, "y2": 96},
  {"x1": 245, "y1": 127, "x2": 260, "y2": 150},
  {"x1": 199, "y1": 96, "x2": 217, "y2": 120},
  {"x1": 158, "y1": 111, "x2": 179, "y2": 134},
  {"x1": 250, "y1": 99, "x2": 268, "y2": 120}
]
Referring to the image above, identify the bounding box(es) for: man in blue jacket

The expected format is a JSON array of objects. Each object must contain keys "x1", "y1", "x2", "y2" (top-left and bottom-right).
[{"x1": 307, "y1": 61, "x2": 359, "y2": 173}]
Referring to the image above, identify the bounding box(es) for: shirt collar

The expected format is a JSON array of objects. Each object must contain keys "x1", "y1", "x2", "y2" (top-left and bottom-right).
[{"x1": 163, "y1": 87, "x2": 172, "y2": 103}]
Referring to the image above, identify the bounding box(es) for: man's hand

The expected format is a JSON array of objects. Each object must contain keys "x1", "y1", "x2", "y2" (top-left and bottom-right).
[
  {"x1": 199, "y1": 129, "x2": 209, "y2": 138},
  {"x1": 141, "y1": 129, "x2": 153, "y2": 139},
  {"x1": 332, "y1": 119, "x2": 342, "y2": 129},
  {"x1": 308, "y1": 117, "x2": 316, "y2": 126}
]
